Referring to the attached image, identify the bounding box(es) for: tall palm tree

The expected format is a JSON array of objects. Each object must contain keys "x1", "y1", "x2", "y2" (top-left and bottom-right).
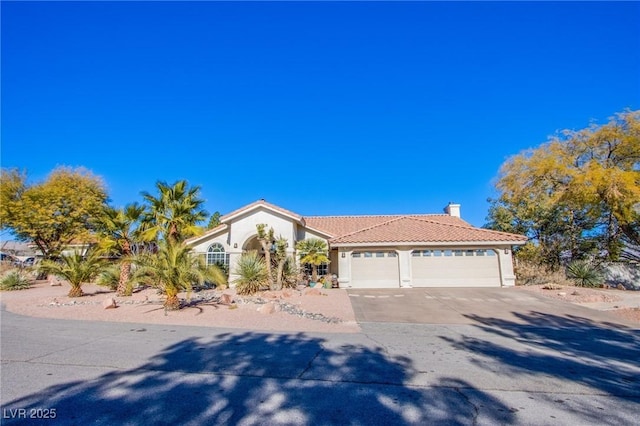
[
  {"x1": 96, "y1": 203, "x2": 145, "y2": 296},
  {"x1": 38, "y1": 250, "x2": 106, "y2": 297},
  {"x1": 295, "y1": 238, "x2": 330, "y2": 283},
  {"x1": 141, "y1": 180, "x2": 207, "y2": 243},
  {"x1": 132, "y1": 240, "x2": 226, "y2": 310}
]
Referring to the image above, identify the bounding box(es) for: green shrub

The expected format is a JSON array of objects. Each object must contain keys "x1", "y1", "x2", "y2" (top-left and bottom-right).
[
  {"x1": 1, "y1": 271, "x2": 32, "y2": 291},
  {"x1": 566, "y1": 260, "x2": 603, "y2": 287},
  {"x1": 233, "y1": 251, "x2": 268, "y2": 295},
  {"x1": 96, "y1": 265, "x2": 120, "y2": 290}
]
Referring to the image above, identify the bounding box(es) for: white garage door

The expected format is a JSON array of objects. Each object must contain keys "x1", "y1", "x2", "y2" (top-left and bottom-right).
[
  {"x1": 411, "y1": 249, "x2": 500, "y2": 287},
  {"x1": 350, "y1": 251, "x2": 400, "y2": 288}
]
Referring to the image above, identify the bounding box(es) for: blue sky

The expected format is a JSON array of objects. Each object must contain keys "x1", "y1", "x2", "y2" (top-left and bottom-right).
[{"x1": 2, "y1": 1, "x2": 639, "y2": 227}]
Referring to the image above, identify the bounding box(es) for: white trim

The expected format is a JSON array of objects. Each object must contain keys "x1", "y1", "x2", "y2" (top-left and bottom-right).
[{"x1": 329, "y1": 241, "x2": 526, "y2": 248}]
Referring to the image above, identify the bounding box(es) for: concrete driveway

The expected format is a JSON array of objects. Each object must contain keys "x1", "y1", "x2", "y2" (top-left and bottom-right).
[{"x1": 347, "y1": 287, "x2": 640, "y2": 328}]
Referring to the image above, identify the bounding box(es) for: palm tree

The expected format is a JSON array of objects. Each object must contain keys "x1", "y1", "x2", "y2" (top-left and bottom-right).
[
  {"x1": 141, "y1": 180, "x2": 207, "y2": 243},
  {"x1": 295, "y1": 238, "x2": 330, "y2": 283},
  {"x1": 95, "y1": 203, "x2": 145, "y2": 296},
  {"x1": 233, "y1": 251, "x2": 269, "y2": 295},
  {"x1": 132, "y1": 240, "x2": 226, "y2": 310},
  {"x1": 38, "y1": 250, "x2": 106, "y2": 297}
]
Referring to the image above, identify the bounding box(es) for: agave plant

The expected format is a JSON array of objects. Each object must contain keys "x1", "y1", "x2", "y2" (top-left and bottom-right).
[
  {"x1": 233, "y1": 251, "x2": 269, "y2": 295},
  {"x1": 133, "y1": 240, "x2": 226, "y2": 310},
  {"x1": 38, "y1": 250, "x2": 106, "y2": 297},
  {"x1": 566, "y1": 260, "x2": 603, "y2": 288},
  {"x1": 0, "y1": 270, "x2": 32, "y2": 291}
]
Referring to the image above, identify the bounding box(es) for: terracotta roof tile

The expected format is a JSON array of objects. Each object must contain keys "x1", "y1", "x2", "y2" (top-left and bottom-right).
[{"x1": 326, "y1": 216, "x2": 528, "y2": 245}]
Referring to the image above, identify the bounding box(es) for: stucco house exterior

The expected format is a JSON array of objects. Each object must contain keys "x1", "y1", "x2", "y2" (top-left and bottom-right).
[{"x1": 186, "y1": 199, "x2": 528, "y2": 288}]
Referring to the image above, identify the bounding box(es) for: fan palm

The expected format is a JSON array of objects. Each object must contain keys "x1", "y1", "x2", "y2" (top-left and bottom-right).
[
  {"x1": 132, "y1": 240, "x2": 226, "y2": 310},
  {"x1": 295, "y1": 238, "x2": 330, "y2": 283},
  {"x1": 95, "y1": 203, "x2": 145, "y2": 296},
  {"x1": 38, "y1": 250, "x2": 106, "y2": 297},
  {"x1": 141, "y1": 180, "x2": 207, "y2": 243}
]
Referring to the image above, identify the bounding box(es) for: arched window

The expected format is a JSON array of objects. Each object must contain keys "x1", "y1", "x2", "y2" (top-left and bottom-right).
[{"x1": 207, "y1": 243, "x2": 229, "y2": 267}]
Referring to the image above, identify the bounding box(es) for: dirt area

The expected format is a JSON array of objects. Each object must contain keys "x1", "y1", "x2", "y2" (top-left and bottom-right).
[
  {"x1": 2, "y1": 281, "x2": 639, "y2": 330},
  {"x1": 515, "y1": 284, "x2": 640, "y2": 324},
  {"x1": 0, "y1": 281, "x2": 361, "y2": 333}
]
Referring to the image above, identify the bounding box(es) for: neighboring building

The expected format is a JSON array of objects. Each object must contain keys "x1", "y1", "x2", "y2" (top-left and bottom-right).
[{"x1": 186, "y1": 199, "x2": 528, "y2": 288}]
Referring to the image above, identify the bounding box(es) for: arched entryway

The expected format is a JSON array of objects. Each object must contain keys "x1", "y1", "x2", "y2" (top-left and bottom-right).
[{"x1": 242, "y1": 235, "x2": 264, "y2": 253}]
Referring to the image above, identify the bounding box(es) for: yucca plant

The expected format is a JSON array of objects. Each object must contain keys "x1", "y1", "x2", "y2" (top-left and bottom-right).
[
  {"x1": 281, "y1": 256, "x2": 299, "y2": 289},
  {"x1": 0, "y1": 271, "x2": 32, "y2": 291},
  {"x1": 566, "y1": 260, "x2": 603, "y2": 288},
  {"x1": 38, "y1": 250, "x2": 106, "y2": 297},
  {"x1": 233, "y1": 251, "x2": 269, "y2": 295},
  {"x1": 132, "y1": 240, "x2": 226, "y2": 310}
]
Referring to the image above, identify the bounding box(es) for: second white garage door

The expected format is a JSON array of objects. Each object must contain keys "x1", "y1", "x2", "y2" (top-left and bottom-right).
[
  {"x1": 411, "y1": 249, "x2": 501, "y2": 287},
  {"x1": 350, "y1": 251, "x2": 400, "y2": 288}
]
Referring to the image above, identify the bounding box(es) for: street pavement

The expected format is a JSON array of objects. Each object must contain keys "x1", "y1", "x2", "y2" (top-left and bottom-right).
[{"x1": 1, "y1": 289, "x2": 639, "y2": 425}]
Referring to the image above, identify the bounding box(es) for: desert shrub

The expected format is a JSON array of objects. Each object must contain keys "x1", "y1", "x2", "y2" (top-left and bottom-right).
[
  {"x1": 566, "y1": 260, "x2": 603, "y2": 287},
  {"x1": 233, "y1": 251, "x2": 268, "y2": 295},
  {"x1": 281, "y1": 256, "x2": 300, "y2": 289},
  {"x1": 0, "y1": 271, "x2": 31, "y2": 291},
  {"x1": 515, "y1": 261, "x2": 572, "y2": 286},
  {"x1": 96, "y1": 265, "x2": 120, "y2": 290}
]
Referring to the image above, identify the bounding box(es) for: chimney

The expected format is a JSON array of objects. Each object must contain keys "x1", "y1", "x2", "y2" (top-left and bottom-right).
[{"x1": 444, "y1": 202, "x2": 461, "y2": 218}]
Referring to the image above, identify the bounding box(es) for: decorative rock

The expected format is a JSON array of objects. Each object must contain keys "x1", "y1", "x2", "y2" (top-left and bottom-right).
[
  {"x1": 221, "y1": 294, "x2": 233, "y2": 305},
  {"x1": 282, "y1": 290, "x2": 292, "y2": 298},
  {"x1": 103, "y1": 298, "x2": 117, "y2": 309},
  {"x1": 617, "y1": 284, "x2": 627, "y2": 291},
  {"x1": 557, "y1": 292, "x2": 566, "y2": 297},
  {"x1": 258, "y1": 302, "x2": 278, "y2": 314},
  {"x1": 305, "y1": 288, "x2": 322, "y2": 296}
]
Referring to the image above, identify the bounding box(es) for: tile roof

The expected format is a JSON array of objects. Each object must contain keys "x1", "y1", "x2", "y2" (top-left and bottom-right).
[
  {"x1": 188, "y1": 200, "x2": 528, "y2": 246},
  {"x1": 326, "y1": 216, "x2": 528, "y2": 245}
]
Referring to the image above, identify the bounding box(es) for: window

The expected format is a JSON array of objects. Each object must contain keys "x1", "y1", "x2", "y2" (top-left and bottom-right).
[
  {"x1": 352, "y1": 252, "x2": 361, "y2": 258},
  {"x1": 465, "y1": 250, "x2": 474, "y2": 256},
  {"x1": 444, "y1": 250, "x2": 453, "y2": 257},
  {"x1": 376, "y1": 252, "x2": 385, "y2": 258},
  {"x1": 433, "y1": 250, "x2": 442, "y2": 257},
  {"x1": 364, "y1": 252, "x2": 372, "y2": 258},
  {"x1": 454, "y1": 250, "x2": 463, "y2": 256},
  {"x1": 476, "y1": 249, "x2": 485, "y2": 256},
  {"x1": 487, "y1": 250, "x2": 496, "y2": 256},
  {"x1": 387, "y1": 251, "x2": 397, "y2": 257},
  {"x1": 422, "y1": 250, "x2": 432, "y2": 257},
  {"x1": 412, "y1": 250, "x2": 421, "y2": 257},
  {"x1": 304, "y1": 263, "x2": 328, "y2": 277},
  {"x1": 207, "y1": 243, "x2": 229, "y2": 267}
]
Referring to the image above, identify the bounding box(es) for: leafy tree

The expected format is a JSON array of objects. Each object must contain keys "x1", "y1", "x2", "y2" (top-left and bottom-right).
[
  {"x1": 233, "y1": 250, "x2": 269, "y2": 295},
  {"x1": 95, "y1": 203, "x2": 145, "y2": 296},
  {"x1": 0, "y1": 167, "x2": 108, "y2": 261},
  {"x1": 295, "y1": 238, "x2": 330, "y2": 283},
  {"x1": 141, "y1": 180, "x2": 207, "y2": 244},
  {"x1": 132, "y1": 240, "x2": 226, "y2": 310},
  {"x1": 487, "y1": 110, "x2": 640, "y2": 267},
  {"x1": 38, "y1": 250, "x2": 106, "y2": 297},
  {"x1": 207, "y1": 211, "x2": 221, "y2": 229}
]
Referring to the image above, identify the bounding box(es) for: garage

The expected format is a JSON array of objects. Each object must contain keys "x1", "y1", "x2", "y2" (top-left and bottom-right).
[
  {"x1": 350, "y1": 251, "x2": 400, "y2": 288},
  {"x1": 411, "y1": 248, "x2": 501, "y2": 287}
]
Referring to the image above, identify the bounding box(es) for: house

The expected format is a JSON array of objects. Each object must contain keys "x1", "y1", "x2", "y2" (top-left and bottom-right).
[{"x1": 186, "y1": 199, "x2": 528, "y2": 288}]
